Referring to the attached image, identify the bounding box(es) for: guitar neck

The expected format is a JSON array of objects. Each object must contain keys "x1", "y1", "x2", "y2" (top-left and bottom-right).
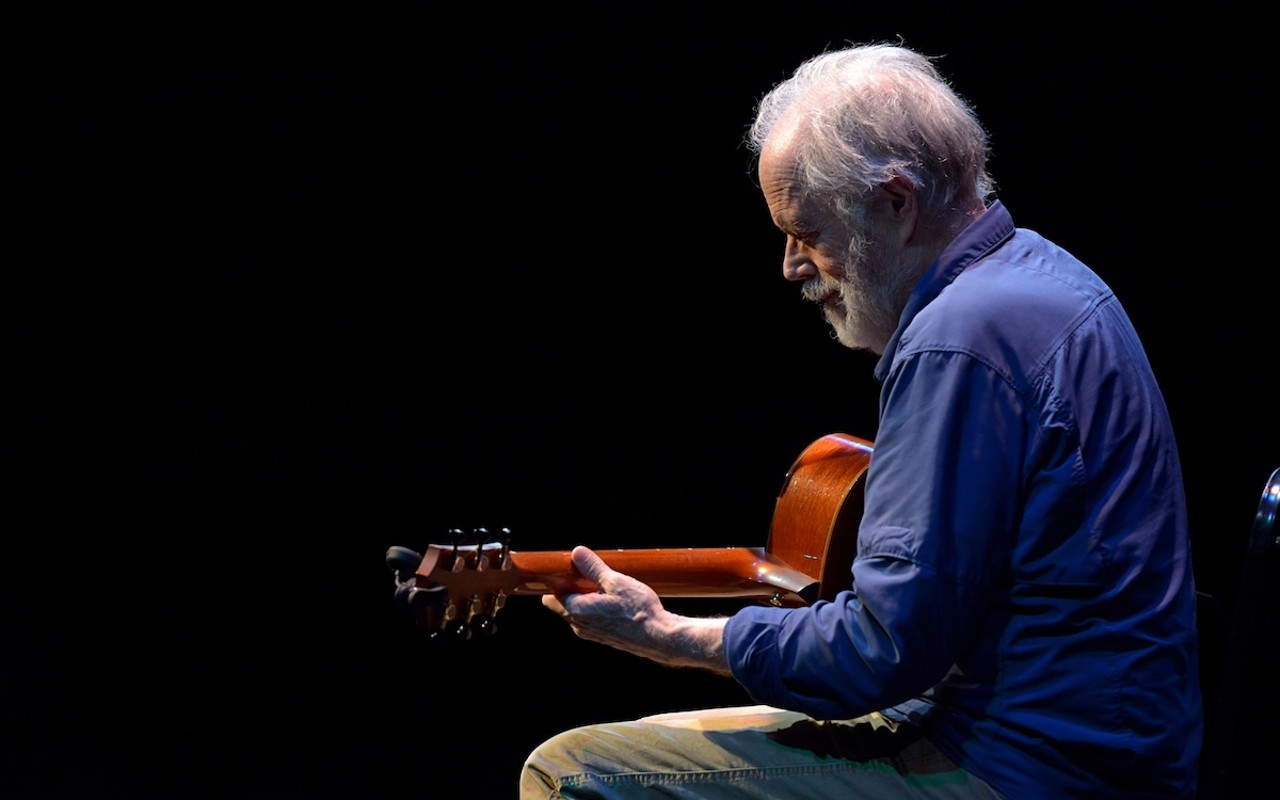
[
  {"x1": 391, "y1": 431, "x2": 873, "y2": 636},
  {"x1": 410, "y1": 542, "x2": 821, "y2": 634},
  {"x1": 507, "y1": 546, "x2": 820, "y2": 606}
]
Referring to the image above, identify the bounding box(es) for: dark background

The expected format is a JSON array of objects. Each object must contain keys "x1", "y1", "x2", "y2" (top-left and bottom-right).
[{"x1": 6, "y1": 3, "x2": 1275, "y2": 798}]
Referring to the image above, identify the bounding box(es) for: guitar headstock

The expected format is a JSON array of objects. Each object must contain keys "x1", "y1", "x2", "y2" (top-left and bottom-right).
[{"x1": 386, "y1": 527, "x2": 525, "y2": 640}]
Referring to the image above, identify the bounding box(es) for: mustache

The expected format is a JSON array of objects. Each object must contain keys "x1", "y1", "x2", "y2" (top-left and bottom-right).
[{"x1": 801, "y1": 275, "x2": 842, "y2": 304}]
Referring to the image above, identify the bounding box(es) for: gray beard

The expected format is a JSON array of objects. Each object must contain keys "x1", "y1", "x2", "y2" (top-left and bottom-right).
[{"x1": 809, "y1": 234, "x2": 916, "y2": 353}]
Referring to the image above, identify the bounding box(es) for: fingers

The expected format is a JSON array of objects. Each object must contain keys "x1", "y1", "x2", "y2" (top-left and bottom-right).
[
  {"x1": 542, "y1": 593, "x2": 566, "y2": 615},
  {"x1": 544, "y1": 546, "x2": 620, "y2": 633},
  {"x1": 543, "y1": 585, "x2": 593, "y2": 637}
]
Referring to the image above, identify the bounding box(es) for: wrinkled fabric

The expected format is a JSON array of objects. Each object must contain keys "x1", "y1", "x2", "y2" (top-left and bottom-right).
[
  {"x1": 521, "y1": 706, "x2": 1007, "y2": 799},
  {"x1": 724, "y1": 202, "x2": 1202, "y2": 798}
]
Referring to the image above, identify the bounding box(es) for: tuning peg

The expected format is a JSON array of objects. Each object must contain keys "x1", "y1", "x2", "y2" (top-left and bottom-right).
[
  {"x1": 467, "y1": 528, "x2": 495, "y2": 572},
  {"x1": 478, "y1": 596, "x2": 507, "y2": 636},
  {"x1": 385, "y1": 546, "x2": 423, "y2": 582},
  {"x1": 390, "y1": 580, "x2": 444, "y2": 613},
  {"x1": 388, "y1": 546, "x2": 428, "y2": 611},
  {"x1": 393, "y1": 580, "x2": 414, "y2": 607},
  {"x1": 496, "y1": 527, "x2": 514, "y2": 569},
  {"x1": 432, "y1": 619, "x2": 471, "y2": 641}
]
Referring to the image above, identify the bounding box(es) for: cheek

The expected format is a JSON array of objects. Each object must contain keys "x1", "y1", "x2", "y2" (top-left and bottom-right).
[{"x1": 812, "y1": 247, "x2": 849, "y2": 281}]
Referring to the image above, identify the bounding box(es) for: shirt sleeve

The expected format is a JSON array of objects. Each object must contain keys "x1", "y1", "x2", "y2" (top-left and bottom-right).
[{"x1": 724, "y1": 349, "x2": 1025, "y2": 720}]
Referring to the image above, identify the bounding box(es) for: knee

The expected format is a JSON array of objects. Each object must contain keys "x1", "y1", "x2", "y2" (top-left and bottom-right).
[{"x1": 520, "y1": 728, "x2": 588, "y2": 799}]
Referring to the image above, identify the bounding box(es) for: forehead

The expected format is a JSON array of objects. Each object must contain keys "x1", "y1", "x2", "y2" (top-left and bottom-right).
[
  {"x1": 758, "y1": 123, "x2": 808, "y2": 225},
  {"x1": 760, "y1": 152, "x2": 838, "y2": 239}
]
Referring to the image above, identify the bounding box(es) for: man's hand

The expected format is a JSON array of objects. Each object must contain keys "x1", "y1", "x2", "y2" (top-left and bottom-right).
[{"x1": 542, "y1": 545, "x2": 732, "y2": 674}]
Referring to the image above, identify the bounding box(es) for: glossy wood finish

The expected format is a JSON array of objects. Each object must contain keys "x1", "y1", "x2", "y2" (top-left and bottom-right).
[
  {"x1": 767, "y1": 433, "x2": 873, "y2": 601},
  {"x1": 401, "y1": 433, "x2": 874, "y2": 633},
  {"x1": 417, "y1": 542, "x2": 819, "y2": 609}
]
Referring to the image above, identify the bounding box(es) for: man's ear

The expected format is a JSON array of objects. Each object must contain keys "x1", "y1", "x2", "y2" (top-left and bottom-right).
[{"x1": 876, "y1": 176, "x2": 918, "y2": 243}]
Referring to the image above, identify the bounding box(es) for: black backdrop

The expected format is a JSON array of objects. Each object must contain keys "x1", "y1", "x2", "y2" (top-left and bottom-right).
[{"x1": 7, "y1": 3, "x2": 1275, "y2": 798}]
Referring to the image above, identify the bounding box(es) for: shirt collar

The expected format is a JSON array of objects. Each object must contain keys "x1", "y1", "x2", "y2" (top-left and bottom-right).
[{"x1": 874, "y1": 200, "x2": 1017, "y2": 382}]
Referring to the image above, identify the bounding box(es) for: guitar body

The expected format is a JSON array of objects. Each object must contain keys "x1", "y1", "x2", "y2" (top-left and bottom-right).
[
  {"x1": 388, "y1": 433, "x2": 874, "y2": 636},
  {"x1": 767, "y1": 433, "x2": 873, "y2": 602}
]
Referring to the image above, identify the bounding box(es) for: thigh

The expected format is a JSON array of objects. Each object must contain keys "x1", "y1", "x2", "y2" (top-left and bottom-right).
[{"x1": 520, "y1": 705, "x2": 1006, "y2": 800}]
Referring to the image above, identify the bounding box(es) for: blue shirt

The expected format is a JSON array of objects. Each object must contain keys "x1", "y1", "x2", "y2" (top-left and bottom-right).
[{"x1": 724, "y1": 201, "x2": 1202, "y2": 798}]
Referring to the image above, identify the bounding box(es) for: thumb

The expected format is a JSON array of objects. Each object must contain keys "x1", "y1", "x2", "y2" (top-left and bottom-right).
[{"x1": 570, "y1": 545, "x2": 612, "y2": 588}]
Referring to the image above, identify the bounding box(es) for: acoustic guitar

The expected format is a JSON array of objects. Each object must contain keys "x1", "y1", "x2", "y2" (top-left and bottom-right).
[{"x1": 386, "y1": 433, "x2": 873, "y2": 638}]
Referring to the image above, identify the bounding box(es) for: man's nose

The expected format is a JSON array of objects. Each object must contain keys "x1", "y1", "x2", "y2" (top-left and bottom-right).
[{"x1": 783, "y1": 238, "x2": 816, "y2": 281}]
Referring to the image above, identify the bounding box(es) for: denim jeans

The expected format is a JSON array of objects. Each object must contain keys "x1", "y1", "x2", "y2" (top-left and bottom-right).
[{"x1": 520, "y1": 705, "x2": 1007, "y2": 799}]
